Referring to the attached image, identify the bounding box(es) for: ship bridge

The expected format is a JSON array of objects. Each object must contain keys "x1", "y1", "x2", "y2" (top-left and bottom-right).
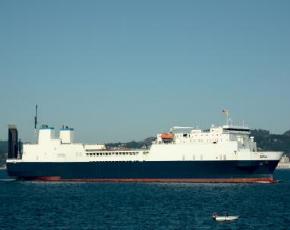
[
  {"x1": 155, "y1": 124, "x2": 255, "y2": 151},
  {"x1": 222, "y1": 125, "x2": 250, "y2": 133}
]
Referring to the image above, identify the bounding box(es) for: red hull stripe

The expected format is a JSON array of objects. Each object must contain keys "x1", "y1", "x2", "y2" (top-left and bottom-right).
[{"x1": 27, "y1": 177, "x2": 276, "y2": 183}]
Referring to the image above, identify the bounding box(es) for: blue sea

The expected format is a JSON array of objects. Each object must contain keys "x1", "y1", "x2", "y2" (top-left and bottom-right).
[{"x1": 0, "y1": 170, "x2": 290, "y2": 230}]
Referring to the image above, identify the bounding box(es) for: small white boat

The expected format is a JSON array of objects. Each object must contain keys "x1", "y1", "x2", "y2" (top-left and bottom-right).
[{"x1": 212, "y1": 213, "x2": 239, "y2": 222}]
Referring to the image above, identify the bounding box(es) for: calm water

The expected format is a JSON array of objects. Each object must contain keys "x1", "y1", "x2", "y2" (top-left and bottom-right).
[{"x1": 0, "y1": 170, "x2": 290, "y2": 230}]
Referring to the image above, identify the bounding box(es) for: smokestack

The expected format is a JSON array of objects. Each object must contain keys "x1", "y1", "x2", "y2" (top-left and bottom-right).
[{"x1": 8, "y1": 125, "x2": 18, "y2": 159}]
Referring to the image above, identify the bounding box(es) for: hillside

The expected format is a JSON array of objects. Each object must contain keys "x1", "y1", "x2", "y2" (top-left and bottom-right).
[
  {"x1": 250, "y1": 129, "x2": 290, "y2": 154},
  {"x1": 0, "y1": 141, "x2": 8, "y2": 167},
  {"x1": 106, "y1": 137, "x2": 156, "y2": 149}
]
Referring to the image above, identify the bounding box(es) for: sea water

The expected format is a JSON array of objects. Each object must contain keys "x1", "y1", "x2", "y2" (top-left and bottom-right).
[{"x1": 0, "y1": 169, "x2": 289, "y2": 230}]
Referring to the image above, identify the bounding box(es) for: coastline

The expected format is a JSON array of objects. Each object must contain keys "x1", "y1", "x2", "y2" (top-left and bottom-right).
[
  {"x1": 277, "y1": 163, "x2": 290, "y2": 169},
  {"x1": 277, "y1": 155, "x2": 290, "y2": 169}
]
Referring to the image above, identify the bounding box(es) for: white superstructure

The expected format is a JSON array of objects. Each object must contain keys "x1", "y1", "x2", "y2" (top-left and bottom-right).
[
  {"x1": 8, "y1": 123, "x2": 282, "y2": 164},
  {"x1": 149, "y1": 125, "x2": 282, "y2": 161}
]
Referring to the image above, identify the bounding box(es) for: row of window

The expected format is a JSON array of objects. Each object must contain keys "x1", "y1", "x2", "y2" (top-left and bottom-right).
[
  {"x1": 161, "y1": 139, "x2": 224, "y2": 144},
  {"x1": 175, "y1": 134, "x2": 221, "y2": 138},
  {"x1": 187, "y1": 139, "x2": 223, "y2": 143},
  {"x1": 86, "y1": 152, "x2": 139, "y2": 157}
]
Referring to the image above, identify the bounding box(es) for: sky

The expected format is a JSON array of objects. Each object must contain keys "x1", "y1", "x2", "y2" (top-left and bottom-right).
[{"x1": 0, "y1": 0, "x2": 290, "y2": 143}]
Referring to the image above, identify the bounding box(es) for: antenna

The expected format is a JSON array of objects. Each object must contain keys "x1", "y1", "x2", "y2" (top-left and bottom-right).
[
  {"x1": 34, "y1": 104, "x2": 38, "y2": 130},
  {"x1": 222, "y1": 109, "x2": 230, "y2": 125}
]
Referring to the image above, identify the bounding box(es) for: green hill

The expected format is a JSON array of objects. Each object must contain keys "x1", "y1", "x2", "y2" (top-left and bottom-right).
[
  {"x1": 0, "y1": 141, "x2": 8, "y2": 167},
  {"x1": 251, "y1": 129, "x2": 290, "y2": 154}
]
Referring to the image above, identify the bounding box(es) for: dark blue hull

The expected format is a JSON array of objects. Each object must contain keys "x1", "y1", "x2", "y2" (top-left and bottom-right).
[{"x1": 6, "y1": 160, "x2": 279, "y2": 183}]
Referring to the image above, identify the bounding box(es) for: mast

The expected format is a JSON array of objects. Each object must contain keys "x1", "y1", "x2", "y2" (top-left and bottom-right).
[
  {"x1": 34, "y1": 104, "x2": 38, "y2": 133},
  {"x1": 222, "y1": 109, "x2": 230, "y2": 126}
]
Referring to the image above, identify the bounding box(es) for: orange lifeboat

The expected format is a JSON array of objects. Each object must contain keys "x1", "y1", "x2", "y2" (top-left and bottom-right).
[{"x1": 161, "y1": 133, "x2": 174, "y2": 140}]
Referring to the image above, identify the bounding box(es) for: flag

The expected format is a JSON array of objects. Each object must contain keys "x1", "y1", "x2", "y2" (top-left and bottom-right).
[{"x1": 222, "y1": 109, "x2": 229, "y2": 117}]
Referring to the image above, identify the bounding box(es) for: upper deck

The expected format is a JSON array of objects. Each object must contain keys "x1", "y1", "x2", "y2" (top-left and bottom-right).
[{"x1": 155, "y1": 124, "x2": 255, "y2": 150}]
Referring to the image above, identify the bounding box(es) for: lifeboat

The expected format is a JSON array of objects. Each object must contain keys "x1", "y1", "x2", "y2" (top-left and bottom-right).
[{"x1": 161, "y1": 133, "x2": 174, "y2": 140}]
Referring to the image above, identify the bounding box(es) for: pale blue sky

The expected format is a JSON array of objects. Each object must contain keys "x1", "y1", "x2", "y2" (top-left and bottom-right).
[{"x1": 0, "y1": 0, "x2": 290, "y2": 143}]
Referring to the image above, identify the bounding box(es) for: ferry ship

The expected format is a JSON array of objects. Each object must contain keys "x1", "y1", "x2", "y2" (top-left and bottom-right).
[{"x1": 6, "y1": 120, "x2": 283, "y2": 183}]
